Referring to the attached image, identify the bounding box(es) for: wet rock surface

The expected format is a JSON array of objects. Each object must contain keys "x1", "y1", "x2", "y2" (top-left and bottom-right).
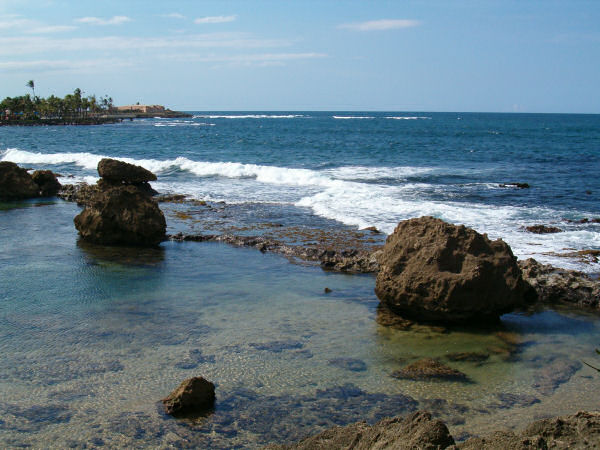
[
  {"x1": 31, "y1": 170, "x2": 61, "y2": 197},
  {"x1": 375, "y1": 217, "x2": 528, "y2": 324},
  {"x1": 525, "y1": 224, "x2": 563, "y2": 234},
  {"x1": 0, "y1": 161, "x2": 39, "y2": 200},
  {"x1": 162, "y1": 376, "x2": 216, "y2": 416},
  {"x1": 519, "y1": 258, "x2": 600, "y2": 309},
  {"x1": 267, "y1": 411, "x2": 455, "y2": 450},
  {"x1": 392, "y1": 358, "x2": 470, "y2": 382},
  {"x1": 74, "y1": 185, "x2": 166, "y2": 246}
]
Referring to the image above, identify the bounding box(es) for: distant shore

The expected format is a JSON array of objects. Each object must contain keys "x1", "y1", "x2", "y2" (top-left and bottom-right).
[{"x1": 0, "y1": 110, "x2": 192, "y2": 126}]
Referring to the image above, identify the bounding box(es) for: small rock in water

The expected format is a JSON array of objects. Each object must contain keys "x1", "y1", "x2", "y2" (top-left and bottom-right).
[
  {"x1": 31, "y1": 170, "x2": 61, "y2": 197},
  {"x1": 499, "y1": 182, "x2": 530, "y2": 189},
  {"x1": 328, "y1": 358, "x2": 368, "y2": 372},
  {"x1": 392, "y1": 358, "x2": 469, "y2": 382},
  {"x1": 324, "y1": 287, "x2": 332, "y2": 294},
  {"x1": 162, "y1": 376, "x2": 216, "y2": 415},
  {"x1": 525, "y1": 224, "x2": 562, "y2": 234}
]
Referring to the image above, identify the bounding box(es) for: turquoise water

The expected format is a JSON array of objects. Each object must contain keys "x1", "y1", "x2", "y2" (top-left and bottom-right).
[{"x1": 0, "y1": 200, "x2": 599, "y2": 448}]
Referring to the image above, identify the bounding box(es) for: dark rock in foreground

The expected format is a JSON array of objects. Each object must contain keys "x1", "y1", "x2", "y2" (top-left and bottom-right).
[
  {"x1": 525, "y1": 224, "x2": 562, "y2": 234},
  {"x1": 32, "y1": 170, "x2": 61, "y2": 197},
  {"x1": 375, "y1": 217, "x2": 528, "y2": 324},
  {"x1": 74, "y1": 185, "x2": 166, "y2": 246},
  {"x1": 0, "y1": 161, "x2": 39, "y2": 200},
  {"x1": 162, "y1": 376, "x2": 216, "y2": 416},
  {"x1": 97, "y1": 158, "x2": 157, "y2": 184},
  {"x1": 267, "y1": 411, "x2": 455, "y2": 450},
  {"x1": 519, "y1": 258, "x2": 600, "y2": 309},
  {"x1": 392, "y1": 358, "x2": 469, "y2": 382}
]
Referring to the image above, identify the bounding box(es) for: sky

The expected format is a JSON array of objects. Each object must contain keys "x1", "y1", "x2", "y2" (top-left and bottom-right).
[{"x1": 0, "y1": 0, "x2": 599, "y2": 112}]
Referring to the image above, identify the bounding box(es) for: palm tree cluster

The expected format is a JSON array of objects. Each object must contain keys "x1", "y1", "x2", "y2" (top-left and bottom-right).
[{"x1": 1, "y1": 83, "x2": 114, "y2": 122}]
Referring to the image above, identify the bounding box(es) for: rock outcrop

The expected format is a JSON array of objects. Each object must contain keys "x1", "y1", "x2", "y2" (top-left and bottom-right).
[
  {"x1": 162, "y1": 376, "x2": 216, "y2": 416},
  {"x1": 268, "y1": 411, "x2": 455, "y2": 450},
  {"x1": 392, "y1": 358, "x2": 469, "y2": 382},
  {"x1": 525, "y1": 224, "x2": 562, "y2": 234},
  {"x1": 519, "y1": 258, "x2": 600, "y2": 309},
  {"x1": 74, "y1": 185, "x2": 166, "y2": 246},
  {"x1": 375, "y1": 217, "x2": 528, "y2": 324},
  {"x1": 0, "y1": 161, "x2": 39, "y2": 200},
  {"x1": 31, "y1": 170, "x2": 61, "y2": 197},
  {"x1": 97, "y1": 158, "x2": 158, "y2": 195}
]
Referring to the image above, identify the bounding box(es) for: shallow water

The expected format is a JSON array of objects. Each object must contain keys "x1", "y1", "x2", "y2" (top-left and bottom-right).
[{"x1": 0, "y1": 201, "x2": 599, "y2": 448}]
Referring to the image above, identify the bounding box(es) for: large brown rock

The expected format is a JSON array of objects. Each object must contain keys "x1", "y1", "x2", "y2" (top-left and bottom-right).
[
  {"x1": 97, "y1": 158, "x2": 157, "y2": 184},
  {"x1": 375, "y1": 217, "x2": 527, "y2": 324},
  {"x1": 74, "y1": 185, "x2": 166, "y2": 246},
  {"x1": 162, "y1": 376, "x2": 216, "y2": 416},
  {"x1": 268, "y1": 411, "x2": 455, "y2": 450},
  {"x1": 0, "y1": 161, "x2": 39, "y2": 200},
  {"x1": 31, "y1": 170, "x2": 61, "y2": 197}
]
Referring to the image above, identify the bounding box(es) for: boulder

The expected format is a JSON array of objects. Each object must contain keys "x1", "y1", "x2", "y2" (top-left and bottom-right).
[
  {"x1": 162, "y1": 376, "x2": 216, "y2": 416},
  {"x1": 97, "y1": 158, "x2": 157, "y2": 184},
  {"x1": 392, "y1": 358, "x2": 469, "y2": 382},
  {"x1": 31, "y1": 170, "x2": 62, "y2": 197},
  {"x1": 267, "y1": 411, "x2": 455, "y2": 450},
  {"x1": 375, "y1": 217, "x2": 527, "y2": 323},
  {"x1": 0, "y1": 161, "x2": 39, "y2": 200},
  {"x1": 519, "y1": 258, "x2": 600, "y2": 309},
  {"x1": 525, "y1": 224, "x2": 562, "y2": 234},
  {"x1": 74, "y1": 185, "x2": 166, "y2": 246}
]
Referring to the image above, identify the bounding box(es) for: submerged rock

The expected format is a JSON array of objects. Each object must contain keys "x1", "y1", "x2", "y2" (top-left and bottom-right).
[
  {"x1": 519, "y1": 258, "x2": 600, "y2": 309},
  {"x1": 74, "y1": 185, "x2": 166, "y2": 246},
  {"x1": 267, "y1": 411, "x2": 455, "y2": 450},
  {"x1": 392, "y1": 358, "x2": 469, "y2": 382},
  {"x1": 0, "y1": 161, "x2": 39, "y2": 200},
  {"x1": 375, "y1": 217, "x2": 528, "y2": 324},
  {"x1": 532, "y1": 358, "x2": 582, "y2": 396},
  {"x1": 162, "y1": 376, "x2": 216, "y2": 416},
  {"x1": 31, "y1": 170, "x2": 61, "y2": 197}
]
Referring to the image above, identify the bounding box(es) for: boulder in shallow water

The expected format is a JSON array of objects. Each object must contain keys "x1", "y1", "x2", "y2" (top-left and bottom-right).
[
  {"x1": 392, "y1": 358, "x2": 469, "y2": 382},
  {"x1": 97, "y1": 158, "x2": 157, "y2": 184},
  {"x1": 0, "y1": 161, "x2": 39, "y2": 200},
  {"x1": 31, "y1": 170, "x2": 61, "y2": 197},
  {"x1": 74, "y1": 185, "x2": 166, "y2": 246},
  {"x1": 375, "y1": 217, "x2": 528, "y2": 324},
  {"x1": 162, "y1": 376, "x2": 216, "y2": 415}
]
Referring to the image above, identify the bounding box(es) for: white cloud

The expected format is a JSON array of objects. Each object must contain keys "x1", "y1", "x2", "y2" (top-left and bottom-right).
[
  {"x1": 26, "y1": 25, "x2": 77, "y2": 34},
  {"x1": 0, "y1": 16, "x2": 76, "y2": 34},
  {"x1": 194, "y1": 15, "x2": 236, "y2": 24},
  {"x1": 163, "y1": 13, "x2": 185, "y2": 19},
  {"x1": 338, "y1": 19, "x2": 420, "y2": 31},
  {"x1": 76, "y1": 15, "x2": 132, "y2": 26},
  {"x1": 0, "y1": 58, "x2": 134, "y2": 73}
]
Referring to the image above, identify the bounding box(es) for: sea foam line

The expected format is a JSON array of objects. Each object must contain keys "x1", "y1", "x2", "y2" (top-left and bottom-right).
[{"x1": 192, "y1": 114, "x2": 306, "y2": 119}]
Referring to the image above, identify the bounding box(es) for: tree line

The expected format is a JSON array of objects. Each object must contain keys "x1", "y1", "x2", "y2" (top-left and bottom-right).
[{"x1": 1, "y1": 81, "x2": 114, "y2": 122}]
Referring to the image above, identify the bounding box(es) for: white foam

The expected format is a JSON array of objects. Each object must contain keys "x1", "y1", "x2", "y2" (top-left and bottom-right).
[
  {"x1": 327, "y1": 165, "x2": 434, "y2": 181},
  {"x1": 192, "y1": 114, "x2": 306, "y2": 119},
  {"x1": 332, "y1": 116, "x2": 375, "y2": 119},
  {"x1": 386, "y1": 116, "x2": 431, "y2": 120}
]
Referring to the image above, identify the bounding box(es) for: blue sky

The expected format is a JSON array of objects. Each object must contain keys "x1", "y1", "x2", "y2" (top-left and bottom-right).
[{"x1": 1, "y1": 0, "x2": 598, "y2": 112}]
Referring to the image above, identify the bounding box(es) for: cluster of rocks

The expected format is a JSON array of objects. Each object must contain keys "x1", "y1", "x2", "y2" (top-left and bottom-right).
[
  {"x1": 73, "y1": 159, "x2": 166, "y2": 247},
  {"x1": 0, "y1": 161, "x2": 61, "y2": 200},
  {"x1": 272, "y1": 410, "x2": 600, "y2": 450}
]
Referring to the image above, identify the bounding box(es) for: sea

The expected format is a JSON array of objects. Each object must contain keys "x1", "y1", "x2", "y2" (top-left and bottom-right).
[{"x1": 0, "y1": 112, "x2": 599, "y2": 448}]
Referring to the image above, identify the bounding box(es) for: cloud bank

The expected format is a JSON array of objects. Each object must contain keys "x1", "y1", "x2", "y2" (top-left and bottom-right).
[{"x1": 339, "y1": 19, "x2": 420, "y2": 31}]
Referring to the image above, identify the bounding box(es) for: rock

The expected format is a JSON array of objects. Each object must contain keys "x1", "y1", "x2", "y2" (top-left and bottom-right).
[
  {"x1": 375, "y1": 217, "x2": 527, "y2": 324},
  {"x1": 324, "y1": 287, "x2": 332, "y2": 294},
  {"x1": 525, "y1": 224, "x2": 562, "y2": 234},
  {"x1": 0, "y1": 161, "x2": 39, "y2": 200},
  {"x1": 519, "y1": 258, "x2": 600, "y2": 309},
  {"x1": 162, "y1": 376, "x2": 216, "y2": 416},
  {"x1": 268, "y1": 411, "x2": 455, "y2": 450},
  {"x1": 499, "y1": 182, "x2": 530, "y2": 189},
  {"x1": 31, "y1": 170, "x2": 61, "y2": 197},
  {"x1": 392, "y1": 358, "x2": 469, "y2": 382},
  {"x1": 97, "y1": 158, "x2": 157, "y2": 184},
  {"x1": 58, "y1": 183, "x2": 101, "y2": 206},
  {"x1": 319, "y1": 248, "x2": 381, "y2": 273},
  {"x1": 459, "y1": 411, "x2": 600, "y2": 449},
  {"x1": 328, "y1": 358, "x2": 368, "y2": 372},
  {"x1": 362, "y1": 226, "x2": 382, "y2": 234},
  {"x1": 446, "y1": 352, "x2": 489, "y2": 364},
  {"x1": 532, "y1": 359, "x2": 581, "y2": 395},
  {"x1": 74, "y1": 185, "x2": 166, "y2": 246}
]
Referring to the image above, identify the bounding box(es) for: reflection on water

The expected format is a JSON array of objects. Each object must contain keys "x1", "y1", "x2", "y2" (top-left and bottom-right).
[{"x1": 0, "y1": 202, "x2": 598, "y2": 448}]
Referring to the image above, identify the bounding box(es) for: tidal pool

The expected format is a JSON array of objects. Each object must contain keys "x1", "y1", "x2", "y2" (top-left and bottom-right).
[{"x1": 0, "y1": 200, "x2": 598, "y2": 448}]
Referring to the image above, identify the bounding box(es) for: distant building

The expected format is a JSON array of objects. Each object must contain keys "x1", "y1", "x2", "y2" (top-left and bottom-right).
[{"x1": 115, "y1": 104, "x2": 166, "y2": 113}]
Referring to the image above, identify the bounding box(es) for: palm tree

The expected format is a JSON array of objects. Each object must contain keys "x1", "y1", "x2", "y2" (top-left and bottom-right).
[{"x1": 26, "y1": 80, "x2": 35, "y2": 99}]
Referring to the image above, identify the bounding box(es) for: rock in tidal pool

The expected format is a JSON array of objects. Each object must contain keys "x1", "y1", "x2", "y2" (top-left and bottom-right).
[
  {"x1": 375, "y1": 216, "x2": 528, "y2": 324},
  {"x1": 32, "y1": 170, "x2": 61, "y2": 197},
  {"x1": 74, "y1": 185, "x2": 166, "y2": 246},
  {"x1": 392, "y1": 358, "x2": 469, "y2": 382},
  {"x1": 0, "y1": 161, "x2": 40, "y2": 200},
  {"x1": 162, "y1": 376, "x2": 216, "y2": 416}
]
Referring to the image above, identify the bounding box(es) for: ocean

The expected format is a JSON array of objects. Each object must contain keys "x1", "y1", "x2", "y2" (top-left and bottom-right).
[{"x1": 0, "y1": 112, "x2": 599, "y2": 448}]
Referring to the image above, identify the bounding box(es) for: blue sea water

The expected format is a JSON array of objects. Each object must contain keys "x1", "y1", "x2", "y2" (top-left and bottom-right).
[
  {"x1": 1, "y1": 112, "x2": 599, "y2": 270},
  {"x1": 1, "y1": 113, "x2": 600, "y2": 447}
]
